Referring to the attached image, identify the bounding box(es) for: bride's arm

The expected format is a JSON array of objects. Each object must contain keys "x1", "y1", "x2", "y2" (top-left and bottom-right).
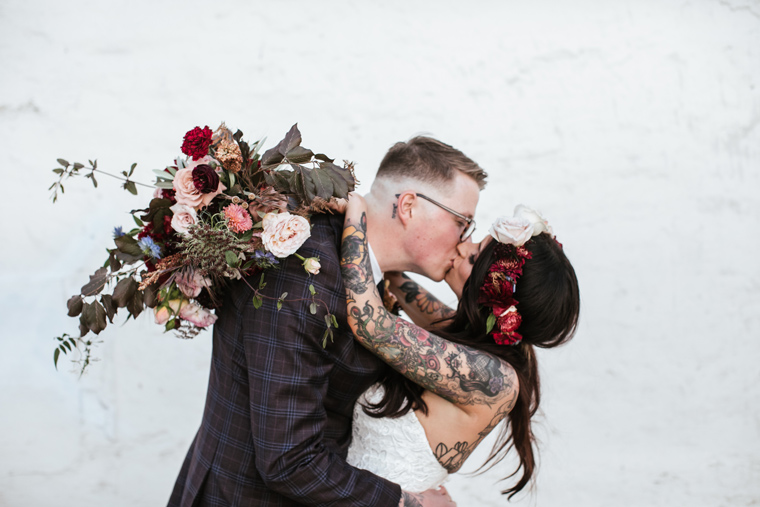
[
  {"x1": 384, "y1": 272, "x2": 455, "y2": 331},
  {"x1": 341, "y1": 195, "x2": 517, "y2": 411}
]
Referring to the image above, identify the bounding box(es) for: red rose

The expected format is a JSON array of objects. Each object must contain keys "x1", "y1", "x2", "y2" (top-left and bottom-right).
[
  {"x1": 498, "y1": 308, "x2": 522, "y2": 334},
  {"x1": 191, "y1": 164, "x2": 220, "y2": 194},
  {"x1": 181, "y1": 126, "x2": 213, "y2": 161}
]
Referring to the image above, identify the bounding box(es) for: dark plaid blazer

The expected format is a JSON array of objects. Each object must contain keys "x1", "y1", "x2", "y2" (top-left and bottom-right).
[{"x1": 168, "y1": 214, "x2": 401, "y2": 506}]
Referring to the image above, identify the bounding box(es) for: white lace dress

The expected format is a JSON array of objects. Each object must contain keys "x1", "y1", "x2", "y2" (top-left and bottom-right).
[{"x1": 346, "y1": 384, "x2": 449, "y2": 492}]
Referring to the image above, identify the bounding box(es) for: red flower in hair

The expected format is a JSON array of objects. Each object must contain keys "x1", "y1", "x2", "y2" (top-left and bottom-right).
[
  {"x1": 497, "y1": 306, "x2": 522, "y2": 334},
  {"x1": 492, "y1": 331, "x2": 523, "y2": 346},
  {"x1": 181, "y1": 126, "x2": 213, "y2": 161}
]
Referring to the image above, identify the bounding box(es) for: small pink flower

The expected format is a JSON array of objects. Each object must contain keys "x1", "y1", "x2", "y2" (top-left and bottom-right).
[{"x1": 224, "y1": 203, "x2": 253, "y2": 233}]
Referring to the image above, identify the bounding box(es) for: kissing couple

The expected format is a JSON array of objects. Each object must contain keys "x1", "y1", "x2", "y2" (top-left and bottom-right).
[{"x1": 169, "y1": 136, "x2": 580, "y2": 506}]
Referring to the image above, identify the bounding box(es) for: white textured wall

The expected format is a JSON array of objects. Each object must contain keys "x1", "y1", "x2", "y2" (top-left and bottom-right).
[{"x1": 1, "y1": 0, "x2": 759, "y2": 505}]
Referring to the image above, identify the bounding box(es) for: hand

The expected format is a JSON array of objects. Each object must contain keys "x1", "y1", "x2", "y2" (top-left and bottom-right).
[
  {"x1": 325, "y1": 192, "x2": 366, "y2": 215},
  {"x1": 400, "y1": 486, "x2": 456, "y2": 507}
]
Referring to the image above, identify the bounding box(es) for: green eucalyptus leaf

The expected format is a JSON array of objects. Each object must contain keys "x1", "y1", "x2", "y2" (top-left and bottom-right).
[
  {"x1": 309, "y1": 302, "x2": 317, "y2": 315},
  {"x1": 54, "y1": 348, "x2": 61, "y2": 369},
  {"x1": 252, "y1": 294, "x2": 263, "y2": 309},
  {"x1": 57, "y1": 158, "x2": 70, "y2": 168}
]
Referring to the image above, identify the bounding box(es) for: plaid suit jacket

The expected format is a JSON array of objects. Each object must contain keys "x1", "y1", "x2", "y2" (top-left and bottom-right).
[{"x1": 168, "y1": 214, "x2": 401, "y2": 506}]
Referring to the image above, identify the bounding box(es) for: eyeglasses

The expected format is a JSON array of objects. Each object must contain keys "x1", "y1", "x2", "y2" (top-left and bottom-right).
[{"x1": 396, "y1": 193, "x2": 476, "y2": 241}]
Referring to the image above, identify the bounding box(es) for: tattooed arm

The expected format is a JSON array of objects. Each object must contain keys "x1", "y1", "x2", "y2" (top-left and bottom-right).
[
  {"x1": 340, "y1": 195, "x2": 517, "y2": 411},
  {"x1": 384, "y1": 271, "x2": 455, "y2": 331}
]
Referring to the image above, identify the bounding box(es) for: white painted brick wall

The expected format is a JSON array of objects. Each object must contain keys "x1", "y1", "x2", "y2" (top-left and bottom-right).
[{"x1": 1, "y1": 0, "x2": 758, "y2": 505}]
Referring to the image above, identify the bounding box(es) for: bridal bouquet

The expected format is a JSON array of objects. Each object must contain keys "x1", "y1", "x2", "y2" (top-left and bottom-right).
[{"x1": 52, "y1": 123, "x2": 355, "y2": 373}]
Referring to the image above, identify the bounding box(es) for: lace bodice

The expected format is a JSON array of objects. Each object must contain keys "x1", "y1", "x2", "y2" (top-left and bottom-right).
[{"x1": 346, "y1": 384, "x2": 449, "y2": 493}]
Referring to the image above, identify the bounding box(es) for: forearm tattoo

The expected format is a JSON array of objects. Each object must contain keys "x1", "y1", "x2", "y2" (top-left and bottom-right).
[
  {"x1": 341, "y1": 212, "x2": 518, "y2": 409},
  {"x1": 397, "y1": 273, "x2": 456, "y2": 320}
]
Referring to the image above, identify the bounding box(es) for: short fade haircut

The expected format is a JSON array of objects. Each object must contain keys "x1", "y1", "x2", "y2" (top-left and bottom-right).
[{"x1": 376, "y1": 136, "x2": 487, "y2": 190}]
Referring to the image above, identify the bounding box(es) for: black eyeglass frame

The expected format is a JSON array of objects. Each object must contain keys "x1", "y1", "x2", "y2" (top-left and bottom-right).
[{"x1": 395, "y1": 192, "x2": 476, "y2": 241}]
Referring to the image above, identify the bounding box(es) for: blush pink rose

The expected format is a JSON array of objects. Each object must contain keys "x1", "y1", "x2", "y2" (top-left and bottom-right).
[
  {"x1": 489, "y1": 216, "x2": 534, "y2": 247},
  {"x1": 169, "y1": 203, "x2": 198, "y2": 235},
  {"x1": 179, "y1": 301, "x2": 217, "y2": 327},
  {"x1": 175, "y1": 270, "x2": 211, "y2": 298},
  {"x1": 173, "y1": 163, "x2": 226, "y2": 210},
  {"x1": 261, "y1": 212, "x2": 311, "y2": 258}
]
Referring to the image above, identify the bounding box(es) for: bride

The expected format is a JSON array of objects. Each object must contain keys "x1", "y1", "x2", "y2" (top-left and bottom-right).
[{"x1": 339, "y1": 194, "x2": 580, "y2": 499}]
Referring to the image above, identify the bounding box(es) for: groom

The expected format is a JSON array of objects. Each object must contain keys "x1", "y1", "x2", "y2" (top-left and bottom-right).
[{"x1": 169, "y1": 136, "x2": 487, "y2": 506}]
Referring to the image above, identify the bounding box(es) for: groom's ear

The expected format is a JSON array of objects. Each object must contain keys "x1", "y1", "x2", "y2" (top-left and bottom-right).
[{"x1": 395, "y1": 192, "x2": 416, "y2": 226}]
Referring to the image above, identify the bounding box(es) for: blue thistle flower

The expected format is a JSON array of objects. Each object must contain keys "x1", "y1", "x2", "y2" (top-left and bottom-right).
[
  {"x1": 253, "y1": 250, "x2": 279, "y2": 268},
  {"x1": 138, "y1": 236, "x2": 162, "y2": 259},
  {"x1": 113, "y1": 226, "x2": 125, "y2": 238}
]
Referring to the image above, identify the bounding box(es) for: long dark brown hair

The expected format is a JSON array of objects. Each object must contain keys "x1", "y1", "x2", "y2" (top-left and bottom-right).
[{"x1": 367, "y1": 233, "x2": 580, "y2": 498}]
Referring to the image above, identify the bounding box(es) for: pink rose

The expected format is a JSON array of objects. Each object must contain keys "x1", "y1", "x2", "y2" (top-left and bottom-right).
[
  {"x1": 261, "y1": 212, "x2": 311, "y2": 258},
  {"x1": 179, "y1": 301, "x2": 217, "y2": 327},
  {"x1": 154, "y1": 299, "x2": 184, "y2": 325},
  {"x1": 489, "y1": 216, "x2": 534, "y2": 246},
  {"x1": 173, "y1": 161, "x2": 226, "y2": 210},
  {"x1": 169, "y1": 203, "x2": 198, "y2": 235},
  {"x1": 175, "y1": 270, "x2": 211, "y2": 298}
]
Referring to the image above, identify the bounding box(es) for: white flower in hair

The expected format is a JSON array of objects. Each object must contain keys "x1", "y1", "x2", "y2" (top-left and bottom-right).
[
  {"x1": 489, "y1": 216, "x2": 534, "y2": 246},
  {"x1": 514, "y1": 204, "x2": 554, "y2": 238}
]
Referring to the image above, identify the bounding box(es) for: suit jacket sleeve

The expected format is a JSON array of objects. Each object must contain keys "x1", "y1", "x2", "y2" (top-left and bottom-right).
[{"x1": 242, "y1": 215, "x2": 401, "y2": 506}]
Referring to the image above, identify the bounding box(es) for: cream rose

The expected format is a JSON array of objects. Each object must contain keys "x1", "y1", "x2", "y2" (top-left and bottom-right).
[
  {"x1": 261, "y1": 212, "x2": 311, "y2": 258},
  {"x1": 169, "y1": 203, "x2": 198, "y2": 235},
  {"x1": 172, "y1": 166, "x2": 226, "y2": 210},
  {"x1": 489, "y1": 216, "x2": 534, "y2": 246},
  {"x1": 179, "y1": 301, "x2": 217, "y2": 328},
  {"x1": 302, "y1": 257, "x2": 321, "y2": 275},
  {"x1": 514, "y1": 204, "x2": 553, "y2": 237}
]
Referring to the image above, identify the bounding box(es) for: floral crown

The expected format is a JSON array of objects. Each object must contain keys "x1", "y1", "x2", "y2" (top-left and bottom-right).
[{"x1": 479, "y1": 205, "x2": 555, "y2": 346}]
